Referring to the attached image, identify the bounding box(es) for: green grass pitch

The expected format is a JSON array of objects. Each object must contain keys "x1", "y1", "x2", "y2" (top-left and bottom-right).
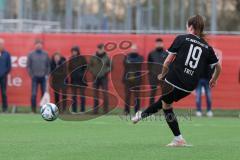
[{"x1": 0, "y1": 114, "x2": 239, "y2": 160}]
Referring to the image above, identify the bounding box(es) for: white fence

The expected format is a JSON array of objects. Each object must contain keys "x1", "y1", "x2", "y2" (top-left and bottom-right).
[
  {"x1": 0, "y1": 19, "x2": 240, "y2": 35},
  {"x1": 0, "y1": 19, "x2": 60, "y2": 33}
]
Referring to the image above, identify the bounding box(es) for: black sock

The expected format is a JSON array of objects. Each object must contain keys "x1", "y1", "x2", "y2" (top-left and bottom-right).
[
  {"x1": 141, "y1": 98, "x2": 162, "y2": 119},
  {"x1": 163, "y1": 108, "x2": 181, "y2": 136}
]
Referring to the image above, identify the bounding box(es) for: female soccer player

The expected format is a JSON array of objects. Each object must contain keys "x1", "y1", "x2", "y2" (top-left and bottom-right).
[{"x1": 132, "y1": 15, "x2": 222, "y2": 147}]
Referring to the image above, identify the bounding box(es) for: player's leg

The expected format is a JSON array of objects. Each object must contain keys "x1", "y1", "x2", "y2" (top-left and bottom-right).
[
  {"x1": 162, "y1": 101, "x2": 186, "y2": 147},
  {"x1": 132, "y1": 79, "x2": 176, "y2": 122},
  {"x1": 132, "y1": 88, "x2": 174, "y2": 123},
  {"x1": 131, "y1": 96, "x2": 163, "y2": 123},
  {"x1": 162, "y1": 88, "x2": 191, "y2": 147},
  {"x1": 132, "y1": 85, "x2": 175, "y2": 121},
  {"x1": 142, "y1": 97, "x2": 163, "y2": 118},
  {"x1": 163, "y1": 102, "x2": 181, "y2": 137}
]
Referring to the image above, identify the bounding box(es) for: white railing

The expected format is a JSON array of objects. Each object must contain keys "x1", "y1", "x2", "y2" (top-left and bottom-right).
[
  {"x1": 44, "y1": 29, "x2": 240, "y2": 35},
  {"x1": 0, "y1": 19, "x2": 60, "y2": 33},
  {"x1": 0, "y1": 19, "x2": 240, "y2": 35}
]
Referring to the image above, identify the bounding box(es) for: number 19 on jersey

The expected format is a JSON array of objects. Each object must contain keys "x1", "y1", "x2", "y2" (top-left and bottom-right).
[{"x1": 184, "y1": 44, "x2": 202, "y2": 76}]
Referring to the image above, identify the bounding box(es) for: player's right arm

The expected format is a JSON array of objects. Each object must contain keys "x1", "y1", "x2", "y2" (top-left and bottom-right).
[
  {"x1": 208, "y1": 47, "x2": 222, "y2": 88},
  {"x1": 209, "y1": 62, "x2": 221, "y2": 88},
  {"x1": 158, "y1": 35, "x2": 182, "y2": 80},
  {"x1": 158, "y1": 54, "x2": 176, "y2": 80}
]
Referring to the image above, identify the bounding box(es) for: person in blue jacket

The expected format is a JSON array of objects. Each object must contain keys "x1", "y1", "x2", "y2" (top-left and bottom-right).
[{"x1": 0, "y1": 39, "x2": 11, "y2": 113}]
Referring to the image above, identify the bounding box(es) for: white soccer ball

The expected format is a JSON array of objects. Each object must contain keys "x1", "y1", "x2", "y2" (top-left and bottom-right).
[{"x1": 40, "y1": 103, "x2": 59, "y2": 121}]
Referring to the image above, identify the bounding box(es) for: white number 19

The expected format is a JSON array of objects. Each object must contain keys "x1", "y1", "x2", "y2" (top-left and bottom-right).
[{"x1": 185, "y1": 44, "x2": 202, "y2": 69}]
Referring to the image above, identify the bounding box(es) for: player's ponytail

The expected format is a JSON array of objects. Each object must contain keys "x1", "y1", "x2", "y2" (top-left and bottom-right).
[{"x1": 187, "y1": 15, "x2": 205, "y2": 38}]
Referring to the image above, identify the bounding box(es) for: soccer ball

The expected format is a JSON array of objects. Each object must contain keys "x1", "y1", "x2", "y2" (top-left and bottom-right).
[{"x1": 40, "y1": 103, "x2": 59, "y2": 121}]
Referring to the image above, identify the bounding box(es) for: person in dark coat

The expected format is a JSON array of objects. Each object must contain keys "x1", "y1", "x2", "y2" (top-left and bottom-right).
[
  {"x1": 0, "y1": 39, "x2": 11, "y2": 113},
  {"x1": 68, "y1": 46, "x2": 88, "y2": 113},
  {"x1": 123, "y1": 44, "x2": 143, "y2": 114},
  {"x1": 148, "y1": 38, "x2": 168, "y2": 105},
  {"x1": 50, "y1": 52, "x2": 67, "y2": 112},
  {"x1": 89, "y1": 44, "x2": 112, "y2": 114}
]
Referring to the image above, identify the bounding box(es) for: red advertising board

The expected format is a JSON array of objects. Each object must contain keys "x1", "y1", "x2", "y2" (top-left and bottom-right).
[{"x1": 1, "y1": 33, "x2": 240, "y2": 109}]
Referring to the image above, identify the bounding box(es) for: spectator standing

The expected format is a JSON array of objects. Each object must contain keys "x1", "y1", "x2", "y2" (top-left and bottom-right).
[
  {"x1": 27, "y1": 40, "x2": 50, "y2": 113},
  {"x1": 89, "y1": 44, "x2": 111, "y2": 114},
  {"x1": 148, "y1": 38, "x2": 168, "y2": 105},
  {"x1": 50, "y1": 52, "x2": 67, "y2": 112},
  {"x1": 0, "y1": 39, "x2": 11, "y2": 113},
  {"x1": 123, "y1": 45, "x2": 143, "y2": 114},
  {"x1": 195, "y1": 65, "x2": 215, "y2": 117},
  {"x1": 68, "y1": 46, "x2": 88, "y2": 113}
]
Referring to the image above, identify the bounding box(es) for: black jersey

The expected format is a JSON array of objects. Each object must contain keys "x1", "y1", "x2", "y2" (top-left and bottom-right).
[{"x1": 165, "y1": 34, "x2": 219, "y2": 92}]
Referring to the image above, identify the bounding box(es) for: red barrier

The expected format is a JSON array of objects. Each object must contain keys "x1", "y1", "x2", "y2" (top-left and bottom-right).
[{"x1": 1, "y1": 33, "x2": 240, "y2": 109}]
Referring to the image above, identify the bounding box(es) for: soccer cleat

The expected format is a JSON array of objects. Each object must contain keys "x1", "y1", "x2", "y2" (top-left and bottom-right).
[
  {"x1": 206, "y1": 111, "x2": 213, "y2": 117},
  {"x1": 131, "y1": 111, "x2": 142, "y2": 124},
  {"x1": 166, "y1": 138, "x2": 191, "y2": 147},
  {"x1": 196, "y1": 111, "x2": 202, "y2": 117}
]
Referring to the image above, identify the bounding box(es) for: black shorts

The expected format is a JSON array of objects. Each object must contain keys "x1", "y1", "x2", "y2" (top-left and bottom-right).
[{"x1": 161, "y1": 87, "x2": 191, "y2": 104}]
